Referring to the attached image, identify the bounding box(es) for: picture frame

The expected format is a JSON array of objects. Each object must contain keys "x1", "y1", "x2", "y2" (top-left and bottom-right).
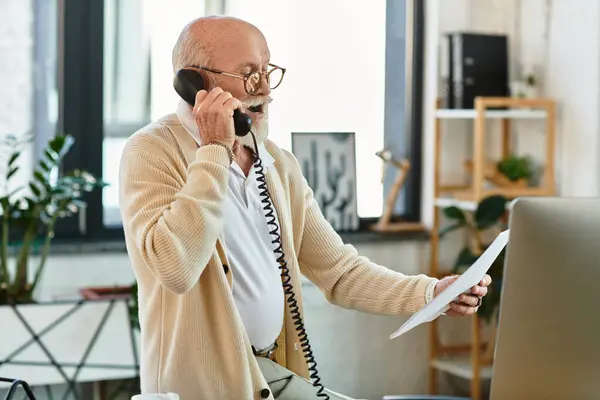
[{"x1": 291, "y1": 132, "x2": 359, "y2": 232}]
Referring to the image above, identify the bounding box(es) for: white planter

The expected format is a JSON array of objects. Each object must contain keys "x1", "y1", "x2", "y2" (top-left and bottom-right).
[{"x1": 0, "y1": 298, "x2": 140, "y2": 394}]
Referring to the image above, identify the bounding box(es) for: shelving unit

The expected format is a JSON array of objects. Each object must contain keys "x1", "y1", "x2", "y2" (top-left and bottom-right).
[
  {"x1": 435, "y1": 108, "x2": 548, "y2": 120},
  {"x1": 428, "y1": 97, "x2": 557, "y2": 400}
]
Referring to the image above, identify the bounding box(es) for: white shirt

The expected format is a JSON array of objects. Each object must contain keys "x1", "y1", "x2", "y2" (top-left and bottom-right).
[{"x1": 176, "y1": 101, "x2": 284, "y2": 350}]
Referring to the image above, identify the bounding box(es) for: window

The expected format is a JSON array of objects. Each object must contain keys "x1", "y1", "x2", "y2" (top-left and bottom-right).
[
  {"x1": 102, "y1": 0, "x2": 208, "y2": 227},
  {"x1": 58, "y1": 0, "x2": 209, "y2": 239},
  {"x1": 224, "y1": 0, "x2": 387, "y2": 218},
  {"x1": 56, "y1": 0, "x2": 424, "y2": 240},
  {"x1": 0, "y1": 0, "x2": 59, "y2": 213},
  {"x1": 223, "y1": 0, "x2": 425, "y2": 221}
]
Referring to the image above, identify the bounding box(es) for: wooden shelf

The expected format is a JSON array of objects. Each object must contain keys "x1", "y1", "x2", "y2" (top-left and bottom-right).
[
  {"x1": 436, "y1": 109, "x2": 547, "y2": 120},
  {"x1": 455, "y1": 187, "x2": 552, "y2": 199},
  {"x1": 436, "y1": 187, "x2": 552, "y2": 205},
  {"x1": 434, "y1": 192, "x2": 555, "y2": 212},
  {"x1": 434, "y1": 197, "x2": 480, "y2": 211},
  {"x1": 434, "y1": 188, "x2": 551, "y2": 211},
  {"x1": 428, "y1": 97, "x2": 557, "y2": 400},
  {"x1": 431, "y1": 357, "x2": 494, "y2": 380}
]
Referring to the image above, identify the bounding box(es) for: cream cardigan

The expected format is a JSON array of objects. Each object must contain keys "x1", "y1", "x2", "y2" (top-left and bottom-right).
[{"x1": 119, "y1": 113, "x2": 437, "y2": 400}]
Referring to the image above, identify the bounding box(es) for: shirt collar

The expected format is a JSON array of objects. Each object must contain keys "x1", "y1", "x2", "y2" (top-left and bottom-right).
[{"x1": 176, "y1": 99, "x2": 275, "y2": 169}]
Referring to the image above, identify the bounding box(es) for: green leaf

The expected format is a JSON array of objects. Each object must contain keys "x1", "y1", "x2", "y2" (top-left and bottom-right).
[
  {"x1": 48, "y1": 136, "x2": 65, "y2": 154},
  {"x1": 33, "y1": 170, "x2": 47, "y2": 184},
  {"x1": 443, "y1": 206, "x2": 467, "y2": 223},
  {"x1": 475, "y1": 195, "x2": 507, "y2": 230},
  {"x1": 52, "y1": 186, "x2": 70, "y2": 195},
  {"x1": 7, "y1": 167, "x2": 18, "y2": 179},
  {"x1": 29, "y1": 182, "x2": 42, "y2": 198},
  {"x1": 39, "y1": 160, "x2": 52, "y2": 172},
  {"x1": 8, "y1": 152, "x2": 19, "y2": 167},
  {"x1": 44, "y1": 149, "x2": 58, "y2": 163},
  {"x1": 439, "y1": 222, "x2": 464, "y2": 237},
  {"x1": 49, "y1": 135, "x2": 75, "y2": 159},
  {"x1": 34, "y1": 170, "x2": 52, "y2": 197},
  {"x1": 488, "y1": 248, "x2": 506, "y2": 279},
  {"x1": 452, "y1": 247, "x2": 479, "y2": 273},
  {"x1": 57, "y1": 175, "x2": 82, "y2": 186},
  {"x1": 497, "y1": 155, "x2": 533, "y2": 182},
  {"x1": 39, "y1": 195, "x2": 53, "y2": 207},
  {"x1": 52, "y1": 186, "x2": 69, "y2": 195}
]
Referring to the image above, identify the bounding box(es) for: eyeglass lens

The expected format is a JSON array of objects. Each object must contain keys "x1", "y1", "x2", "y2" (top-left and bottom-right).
[{"x1": 245, "y1": 68, "x2": 284, "y2": 94}]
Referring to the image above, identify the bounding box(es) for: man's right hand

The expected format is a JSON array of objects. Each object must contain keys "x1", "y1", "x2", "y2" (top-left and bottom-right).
[{"x1": 193, "y1": 87, "x2": 242, "y2": 148}]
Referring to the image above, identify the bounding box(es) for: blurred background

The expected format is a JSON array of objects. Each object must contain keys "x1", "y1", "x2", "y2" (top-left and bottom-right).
[{"x1": 0, "y1": 0, "x2": 595, "y2": 399}]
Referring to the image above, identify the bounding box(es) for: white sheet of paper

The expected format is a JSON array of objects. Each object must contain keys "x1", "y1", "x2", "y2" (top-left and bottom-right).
[{"x1": 389, "y1": 229, "x2": 510, "y2": 339}]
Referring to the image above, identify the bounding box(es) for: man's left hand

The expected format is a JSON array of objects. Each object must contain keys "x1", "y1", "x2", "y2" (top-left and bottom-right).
[{"x1": 434, "y1": 274, "x2": 492, "y2": 317}]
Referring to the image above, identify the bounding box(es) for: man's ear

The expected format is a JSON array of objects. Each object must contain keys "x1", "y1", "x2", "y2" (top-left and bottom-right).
[{"x1": 201, "y1": 70, "x2": 217, "y2": 91}]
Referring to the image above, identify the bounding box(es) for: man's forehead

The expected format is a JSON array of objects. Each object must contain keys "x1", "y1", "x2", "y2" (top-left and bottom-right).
[
  {"x1": 186, "y1": 17, "x2": 270, "y2": 68},
  {"x1": 234, "y1": 50, "x2": 271, "y2": 68},
  {"x1": 210, "y1": 37, "x2": 270, "y2": 68},
  {"x1": 194, "y1": 18, "x2": 266, "y2": 47}
]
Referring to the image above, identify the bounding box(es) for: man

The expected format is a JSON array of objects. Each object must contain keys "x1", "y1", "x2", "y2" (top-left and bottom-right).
[{"x1": 119, "y1": 16, "x2": 491, "y2": 400}]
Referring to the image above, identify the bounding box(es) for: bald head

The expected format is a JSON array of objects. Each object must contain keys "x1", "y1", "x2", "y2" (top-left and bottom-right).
[
  {"x1": 172, "y1": 16, "x2": 267, "y2": 72},
  {"x1": 172, "y1": 16, "x2": 273, "y2": 146}
]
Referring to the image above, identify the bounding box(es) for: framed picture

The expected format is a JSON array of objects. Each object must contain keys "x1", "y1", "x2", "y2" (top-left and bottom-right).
[{"x1": 291, "y1": 132, "x2": 359, "y2": 232}]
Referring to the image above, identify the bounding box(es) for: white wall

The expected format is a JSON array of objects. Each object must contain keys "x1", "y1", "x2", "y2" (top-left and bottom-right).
[
  {"x1": 541, "y1": 0, "x2": 600, "y2": 196},
  {"x1": 0, "y1": 0, "x2": 34, "y2": 196},
  {"x1": 422, "y1": 0, "x2": 600, "y2": 227}
]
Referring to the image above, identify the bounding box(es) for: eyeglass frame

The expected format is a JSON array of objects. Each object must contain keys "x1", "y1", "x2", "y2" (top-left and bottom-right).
[{"x1": 187, "y1": 63, "x2": 286, "y2": 95}]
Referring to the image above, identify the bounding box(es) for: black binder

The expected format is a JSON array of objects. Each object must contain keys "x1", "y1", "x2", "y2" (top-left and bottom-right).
[{"x1": 441, "y1": 32, "x2": 509, "y2": 109}]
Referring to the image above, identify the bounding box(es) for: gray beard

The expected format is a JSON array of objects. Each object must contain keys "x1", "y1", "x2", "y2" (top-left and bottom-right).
[{"x1": 236, "y1": 112, "x2": 268, "y2": 149}]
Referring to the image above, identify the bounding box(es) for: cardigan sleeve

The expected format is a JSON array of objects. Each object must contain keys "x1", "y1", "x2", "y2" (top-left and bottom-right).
[
  {"x1": 119, "y1": 133, "x2": 230, "y2": 294},
  {"x1": 296, "y1": 177, "x2": 437, "y2": 315}
]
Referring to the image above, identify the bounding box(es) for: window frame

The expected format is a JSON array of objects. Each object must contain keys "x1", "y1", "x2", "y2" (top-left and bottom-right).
[
  {"x1": 382, "y1": 0, "x2": 425, "y2": 223},
  {"x1": 404, "y1": 0, "x2": 426, "y2": 222},
  {"x1": 54, "y1": 0, "x2": 117, "y2": 240},
  {"x1": 53, "y1": 0, "x2": 425, "y2": 241}
]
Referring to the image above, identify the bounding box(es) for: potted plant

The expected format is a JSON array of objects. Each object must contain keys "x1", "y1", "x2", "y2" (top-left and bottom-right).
[
  {"x1": 0, "y1": 135, "x2": 143, "y2": 394},
  {"x1": 439, "y1": 195, "x2": 509, "y2": 363},
  {"x1": 463, "y1": 154, "x2": 534, "y2": 189},
  {"x1": 496, "y1": 154, "x2": 534, "y2": 187},
  {"x1": 0, "y1": 133, "x2": 105, "y2": 304}
]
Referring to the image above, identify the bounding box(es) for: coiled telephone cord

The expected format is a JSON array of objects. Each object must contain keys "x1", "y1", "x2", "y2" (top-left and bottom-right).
[{"x1": 250, "y1": 133, "x2": 330, "y2": 399}]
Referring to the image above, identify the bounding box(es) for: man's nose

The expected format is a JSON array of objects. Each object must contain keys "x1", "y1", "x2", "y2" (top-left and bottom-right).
[{"x1": 256, "y1": 73, "x2": 271, "y2": 96}]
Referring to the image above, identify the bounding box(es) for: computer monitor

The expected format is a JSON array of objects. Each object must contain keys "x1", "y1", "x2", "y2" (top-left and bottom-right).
[{"x1": 490, "y1": 197, "x2": 600, "y2": 399}]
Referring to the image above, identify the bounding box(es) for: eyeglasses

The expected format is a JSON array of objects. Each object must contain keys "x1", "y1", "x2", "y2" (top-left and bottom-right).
[{"x1": 189, "y1": 63, "x2": 286, "y2": 95}]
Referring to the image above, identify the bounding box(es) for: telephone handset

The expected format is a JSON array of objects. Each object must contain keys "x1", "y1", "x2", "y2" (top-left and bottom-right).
[
  {"x1": 173, "y1": 69, "x2": 253, "y2": 137},
  {"x1": 172, "y1": 68, "x2": 331, "y2": 399}
]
